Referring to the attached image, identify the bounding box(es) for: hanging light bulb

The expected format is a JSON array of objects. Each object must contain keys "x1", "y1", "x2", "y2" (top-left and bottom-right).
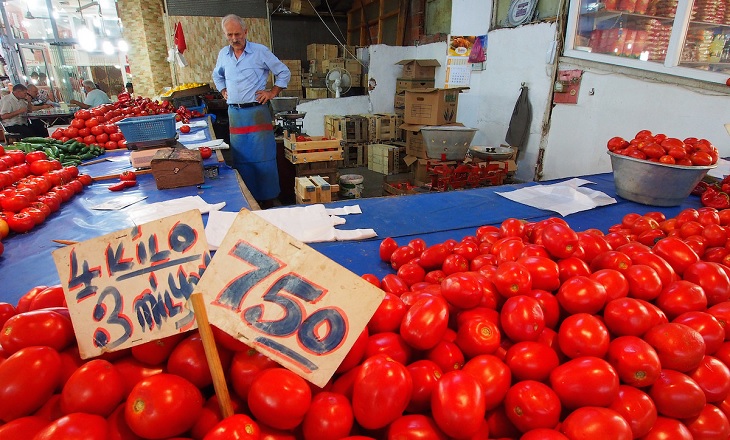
[
  {"x1": 117, "y1": 39, "x2": 129, "y2": 52},
  {"x1": 102, "y1": 40, "x2": 115, "y2": 55},
  {"x1": 78, "y1": 26, "x2": 97, "y2": 51}
]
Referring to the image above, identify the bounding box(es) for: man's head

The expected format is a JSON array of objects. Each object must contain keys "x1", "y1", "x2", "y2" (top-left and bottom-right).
[
  {"x1": 30, "y1": 72, "x2": 39, "y2": 84},
  {"x1": 26, "y1": 84, "x2": 39, "y2": 98},
  {"x1": 82, "y1": 79, "x2": 96, "y2": 92},
  {"x1": 12, "y1": 84, "x2": 28, "y2": 99},
  {"x1": 125, "y1": 82, "x2": 134, "y2": 93},
  {"x1": 222, "y1": 14, "x2": 248, "y2": 52}
]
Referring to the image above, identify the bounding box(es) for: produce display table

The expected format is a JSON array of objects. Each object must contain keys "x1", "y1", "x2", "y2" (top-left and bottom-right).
[
  {"x1": 27, "y1": 107, "x2": 79, "y2": 127},
  {"x1": 308, "y1": 172, "x2": 703, "y2": 279},
  {"x1": 0, "y1": 150, "x2": 251, "y2": 304},
  {"x1": 0, "y1": 170, "x2": 703, "y2": 305}
]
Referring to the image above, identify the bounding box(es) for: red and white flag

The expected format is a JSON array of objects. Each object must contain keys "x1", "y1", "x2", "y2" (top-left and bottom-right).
[{"x1": 174, "y1": 22, "x2": 187, "y2": 54}]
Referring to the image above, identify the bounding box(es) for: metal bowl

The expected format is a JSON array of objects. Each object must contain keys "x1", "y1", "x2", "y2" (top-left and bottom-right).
[
  {"x1": 608, "y1": 150, "x2": 716, "y2": 206},
  {"x1": 469, "y1": 145, "x2": 514, "y2": 161},
  {"x1": 419, "y1": 126, "x2": 478, "y2": 160},
  {"x1": 271, "y1": 97, "x2": 299, "y2": 114}
]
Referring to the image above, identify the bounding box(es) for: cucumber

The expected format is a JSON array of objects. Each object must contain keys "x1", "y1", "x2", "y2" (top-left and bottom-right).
[{"x1": 22, "y1": 137, "x2": 52, "y2": 144}]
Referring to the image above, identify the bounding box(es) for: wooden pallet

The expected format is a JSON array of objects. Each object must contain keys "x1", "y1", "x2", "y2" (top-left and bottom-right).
[
  {"x1": 324, "y1": 115, "x2": 369, "y2": 144},
  {"x1": 341, "y1": 143, "x2": 367, "y2": 168}
]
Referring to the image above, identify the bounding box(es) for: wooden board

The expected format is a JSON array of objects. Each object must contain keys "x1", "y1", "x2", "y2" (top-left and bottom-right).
[
  {"x1": 196, "y1": 210, "x2": 384, "y2": 387},
  {"x1": 52, "y1": 210, "x2": 209, "y2": 359},
  {"x1": 285, "y1": 148, "x2": 343, "y2": 164}
]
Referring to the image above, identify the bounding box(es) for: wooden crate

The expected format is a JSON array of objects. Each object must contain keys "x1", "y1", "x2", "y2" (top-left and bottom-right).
[
  {"x1": 324, "y1": 115, "x2": 369, "y2": 143},
  {"x1": 383, "y1": 176, "x2": 421, "y2": 196},
  {"x1": 284, "y1": 132, "x2": 343, "y2": 164},
  {"x1": 341, "y1": 143, "x2": 367, "y2": 168},
  {"x1": 295, "y1": 175, "x2": 340, "y2": 204},
  {"x1": 368, "y1": 143, "x2": 405, "y2": 175},
  {"x1": 305, "y1": 87, "x2": 329, "y2": 99},
  {"x1": 363, "y1": 113, "x2": 403, "y2": 143}
]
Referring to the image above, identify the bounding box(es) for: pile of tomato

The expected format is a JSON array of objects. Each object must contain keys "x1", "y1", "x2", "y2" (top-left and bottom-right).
[
  {"x1": 50, "y1": 97, "x2": 204, "y2": 150},
  {"x1": 2, "y1": 207, "x2": 730, "y2": 439},
  {"x1": 607, "y1": 129, "x2": 719, "y2": 167},
  {"x1": 0, "y1": 146, "x2": 90, "y2": 257}
]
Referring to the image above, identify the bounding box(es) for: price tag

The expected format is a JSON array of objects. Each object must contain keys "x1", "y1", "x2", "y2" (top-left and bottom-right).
[
  {"x1": 53, "y1": 210, "x2": 209, "y2": 359},
  {"x1": 197, "y1": 210, "x2": 385, "y2": 387}
]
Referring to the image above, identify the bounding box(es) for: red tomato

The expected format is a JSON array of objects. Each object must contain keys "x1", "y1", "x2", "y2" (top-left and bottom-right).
[
  {"x1": 441, "y1": 271, "x2": 486, "y2": 308},
  {"x1": 368, "y1": 292, "x2": 406, "y2": 334},
  {"x1": 550, "y1": 357, "x2": 620, "y2": 409},
  {"x1": 504, "y1": 380, "x2": 561, "y2": 432},
  {"x1": 199, "y1": 146, "x2": 213, "y2": 159},
  {"x1": 516, "y1": 255, "x2": 560, "y2": 292},
  {"x1": 505, "y1": 341, "x2": 559, "y2": 382},
  {"x1": 455, "y1": 315, "x2": 501, "y2": 358},
  {"x1": 406, "y1": 360, "x2": 443, "y2": 414},
  {"x1": 654, "y1": 280, "x2": 708, "y2": 320},
  {"x1": 558, "y1": 313, "x2": 610, "y2": 359},
  {"x1": 556, "y1": 275, "x2": 607, "y2": 315},
  {"x1": 386, "y1": 414, "x2": 447, "y2": 440},
  {"x1": 229, "y1": 348, "x2": 279, "y2": 402},
  {"x1": 590, "y1": 269, "x2": 629, "y2": 302},
  {"x1": 590, "y1": 250, "x2": 632, "y2": 272},
  {"x1": 0, "y1": 416, "x2": 49, "y2": 438},
  {"x1": 301, "y1": 392, "x2": 353, "y2": 440},
  {"x1": 560, "y1": 407, "x2": 632, "y2": 440},
  {"x1": 461, "y1": 354, "x2": 511, "y2": 411},
  {"x1": 112, "y1": 357, "x2": 164, "y2": 396},
  {"x1": 673, "y1": 311, "x2": 725, "y2": 355},
  {"x1": 500, "y1": 295, "x2": 545, "y2": 342},
  {"x1": 124, "y1": 373, "x2": 204, "y2": 439},
  {"x1": 685, "y1": 403, "x2": 730, "y2": 440},
  {"x1": 379, "y1": 237, "x2": 398, "y2": 262},
  {"x1": 609, "y1": 385, "x2": 657, "y2": 438},
  {"x1": 641, "y1": 416, "x2": 693, "y2": 439},
  {"x1": 541, "y1": 222, "x2": 580, "y2": 259},
  {"x1": 606, "y1": 335, "x2": 661, "y2": 387},
  {"x1": 248, "y1": 368, "x2": 311, "y2": 430},
  {"x1": 0, "y1": 302, "x2": 16, "y2": 329},
  {"x1": 689, "y1": 355, "x2": 730, "y2": 403},
  {"x1": 441, "y1": 253, "x2": 469, "y2": 274},
  {"x1": 643, "y1": 322, "x2": 706, "y2": 372},
  {"x1": 492, "y1": 261, "x2": 532, "y2": 298},
  {"x1": 603, "y1": 297, "x2": 654, "y2": 337},
  {"x1": 365, "y1": 332, "x2": 413, "y2": 365},
  {"x1": 203, "y1": 414, "x2": 260, "y2": 440},
  {"x1": 33, "y1": 413, "x2": 108, "y2": 440},
  {"x1": 431, "y1": 370, "x2": 487, "y2": 438},
  {"x1": 0, "y1": 309, "x2": 75, "y2": 354},
  {"x1": 352, "y1": 354, "x2": 412, "y2": 430},
  {"x1": 652, "y1": 236, "x2": 700, "y2": 275},
  {"x1": 131, "y1": 332, "x2": 185, "y2": 365},
  {"x1": 380, "y1": 274, "x2": 409, "y2": 296},
  {"x1": 390, "y1": 245, "x2": 417, "y2": 270},
  {"x1": 336, "y1": 327, "x2": 368, "y2": 374},
  {"x1": 167, "y1": 332, "x2": 233, "y2": 389},
  {"x1": 650, "y1": 369, "x2": 706, "y2": 419},
  {"x1": 0, "y1": 346, "x2": 61, "y2": 422},
  {"x1": 60, "y1": 359, "x2": 124, "y2": 417},
  {"x1": 400, "y1": 295, "x2": 449, "y2": 350},
  {"x1": 419, "y1": 243, "x2": 452, "y2": 270},
  {"x1": 683, "y1": 261, "x2": 730, "y2": 306}
]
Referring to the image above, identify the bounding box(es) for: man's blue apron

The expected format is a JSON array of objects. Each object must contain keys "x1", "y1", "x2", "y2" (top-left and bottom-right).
[{"x1": 228, "y1": 105, "x2": 280, "y2": 201}]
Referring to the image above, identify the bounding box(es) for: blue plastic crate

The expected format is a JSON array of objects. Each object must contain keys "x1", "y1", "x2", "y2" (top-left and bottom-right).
[
  {"x1": 188, "y1": 104, "x2": 206, "y2": 115},
  {"x1": 116, "y1": 113, "x2": 177, "y2": 143}
]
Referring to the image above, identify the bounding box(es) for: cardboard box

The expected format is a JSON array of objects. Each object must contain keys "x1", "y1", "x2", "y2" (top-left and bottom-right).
[
  {"x1": 150, "y1": 148, "x2": 204, "y2": 190},
  {"x1": 323, "y1": 58, "x2": 346, "y2": 71},
  {"x1": 394, "y1": 93, "x2": 406, "y2": 109},
  {"x1": 345, "y1": 59, "x2": 362, "y2": 75},
  {"x1": 340, "y1": 45, "x2": 357, "y2": 58},
  {"x1": 368, "y1": 143, "x2": 406, "y2": 175},
  {"x1": 404, "y1": 88, "x2": 465, "y2": 126},
  {"x1": 309, "y1": 59, "x2": 324, "y2": 74},
  {"x1": 396, "y1": 59, "x2": 441, "y2": 79},
  {"x1": 290, "y1": 0, "x2": 316, "y2": 14},
  {"x1": 307, "y1": 44, "x2": 338, "y2": 61},
  {"x1": 396, "y1": 78, "x2": 436, "y2": 94},
  {"x1": 281, "y1": 59, "x2": 302, "y2": 72},
  {"x1": 303, "y1": 72, "x2": 327, "y2": 88}
]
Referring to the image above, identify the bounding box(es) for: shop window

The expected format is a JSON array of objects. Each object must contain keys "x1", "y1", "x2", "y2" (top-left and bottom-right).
[{"x1": 564, "y1": 0, "x2": 730, "y2": 84}]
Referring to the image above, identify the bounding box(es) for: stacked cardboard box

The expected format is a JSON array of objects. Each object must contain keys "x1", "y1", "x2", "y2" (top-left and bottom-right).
[
  {"x1": 281, "y1": 60, "x2": 303, "y2": 99},
  {"x1": 324, "y1": 114, "x2": 369, "y2": 168},
  {"x1": 393, "y1": 59, "x2": 440, "y2": 116},
  {"x1": 400, "y1": 88, "x2": 466, "y2": 160},
  {"x1": 305, "y1": 44, "x2": 338, "y2": 99}
]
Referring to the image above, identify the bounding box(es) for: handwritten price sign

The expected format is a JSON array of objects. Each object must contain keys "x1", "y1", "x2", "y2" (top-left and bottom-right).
[
  {"x1": 53, "y1": 210, "x2": 209, "y2": 359},
  {"x1": 197, "y1": 210, "x2": 384, "y2": 387}
]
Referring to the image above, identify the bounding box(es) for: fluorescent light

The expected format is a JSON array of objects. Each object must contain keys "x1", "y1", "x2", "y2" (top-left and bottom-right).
[
  {"x1": 78, "y1": 27, "x2": 97, "y2": 51},
  {"x1": 117, "y1": 39, "x2": 128, "y2": 52},
  {"x1": 102, "y1": 40, "x2": 115, "y2": 55}
]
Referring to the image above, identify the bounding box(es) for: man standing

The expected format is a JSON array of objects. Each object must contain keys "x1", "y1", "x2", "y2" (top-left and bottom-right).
[
  {"x1": 70, "y1": 79, "x2": 111, "y2": 109},
  {"x1": 0, "y1": 84, "x2": 48, "y2": 138},
  {"x1": 212, "y1": 14, "x2": 290, "y2": 209}
]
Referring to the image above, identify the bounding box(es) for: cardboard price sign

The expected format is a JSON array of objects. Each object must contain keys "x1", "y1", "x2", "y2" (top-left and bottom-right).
[
  {"x1": 197, "y1": 210, "x2": 384, "y2": 387},
  {"x1": 53, "y1": 210, "x2": 210, "y2": 359}
]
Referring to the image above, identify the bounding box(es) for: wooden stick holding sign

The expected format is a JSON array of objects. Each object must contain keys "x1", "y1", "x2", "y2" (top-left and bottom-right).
[
  {"x1": 190, "y1": 292, "x2": 234, "y2": 419},
  {"x1": 195, "y1": 209, "x2": 385, "y2": 387}
]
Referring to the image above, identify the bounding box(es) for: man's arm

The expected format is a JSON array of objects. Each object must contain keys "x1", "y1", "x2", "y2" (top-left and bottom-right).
[
  {"x1": 69, "y1": 99, "x2": 91, "y2": 109},
  {"x1": 212, "y1": 50, "x2": 228, "y2": 100},
  {"x1": 0, "y1": 100, "x2": 29, "y2": 120}
]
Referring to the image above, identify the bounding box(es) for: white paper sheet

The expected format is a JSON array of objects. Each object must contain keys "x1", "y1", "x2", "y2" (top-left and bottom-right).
[
  {"x1": 204, "y1": 205, "x2": 376, "y2": 250},
  {"x1": 175, "y1": 119, "x2": 209, "y2": 129},
  {"x1": 497, "y1": 178, "x2": 617, "y2": 217},
  {"x1": 180, "y1": 139, "x2": 229, "y2": 150},
  {"x1": 178, "y1": 130, "x2": 207, "y2": 142},
  {"x1": 126, "y1": 195, "x2": 226, "y2": 224}
]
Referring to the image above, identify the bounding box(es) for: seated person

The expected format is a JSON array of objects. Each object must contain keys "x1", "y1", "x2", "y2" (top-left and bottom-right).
[
  {"x1": 26, "y1": 84, "x2": 58, "y2": 110},
  {"x1": 69, "y1": 79, "x2": 111, "y2": 109},
  {"x1": 0, "y1": 84, "x2": 49, "y2": 138},
  {"x1": 117, "y1": 82, "x2": 133, "y2": 103}
]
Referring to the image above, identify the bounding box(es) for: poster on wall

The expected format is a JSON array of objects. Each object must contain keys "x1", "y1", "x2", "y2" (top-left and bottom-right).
[{"x1": 445, "y1": 35, "x2": 488, "y2": 88}]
